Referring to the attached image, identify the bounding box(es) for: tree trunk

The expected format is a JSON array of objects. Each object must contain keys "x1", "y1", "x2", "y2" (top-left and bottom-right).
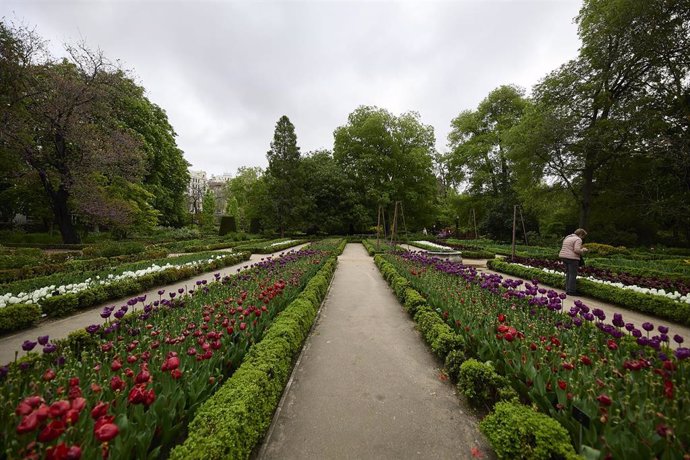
[
  {"x1": 579, "y1": 165, "x2": 594, "y2": 230},
  {"x1": 52, "y1": 186, "x2": 80, "y2": 244}
]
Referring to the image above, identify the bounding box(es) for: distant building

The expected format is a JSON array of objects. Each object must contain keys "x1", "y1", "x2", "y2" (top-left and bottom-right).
[
  {"x1": 207, "y1": 173, "x2": 233, "y2": 214},
  {"x1": 188, "y1": 170, "x2": 207, "y2": 213}
]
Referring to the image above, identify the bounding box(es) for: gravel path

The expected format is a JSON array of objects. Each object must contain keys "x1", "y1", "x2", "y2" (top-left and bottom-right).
[{"x1": 258, "y1": 243, "x2": 492, "y2": 460}]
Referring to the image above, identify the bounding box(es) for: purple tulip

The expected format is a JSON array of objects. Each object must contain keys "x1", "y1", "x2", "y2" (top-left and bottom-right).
[
  {"x1": 624, "y1": 323, "x2": 634, "y2": 332},
  {"x1": 127, "y1": 298, "x2": 137, "y2": 306},
  {"x1": 138, "y1": 295, "x2": 146, "y2": 302},
  {"x1": 674, "y1": 347, "x2": 690, "y2": 360},
  {"x1": 658, "y1": 325, "x2": 669, "y2": 334},
  {"x1": 612, "y1": 313, "x2": 624, "y2": 327},
  {"x1": 158, "y1": 289, "x2": 165, "y2": 295},
  {"x1": 178, "y1": 288, "x2": 184, "y2": 294},
  {"x1": 55, "y1": 356, "x2": 66, "y2": 366},
  {"x1": 22, "y1": 340, "x2": 37, "y2": 351},
  {"x1": 632, "y1": 329, "x2": 642, "y2": 338},
  {"x1": 642, "y1": 322, "x2": 654, "y2": 332},
  {"x1": 37, "y1": 335, "x2": 49, "y2": 345},
  {"x1": 114, "y1": 310, "x2": 126, "y2": 319},
  {"x1": 100, "y1": 308, "x2": 112, "y2": 319},
  {"x1": 42, "y1": 343, "x2": 57, "y2": 353},
  {"x1": 169, "y1": 292, "x2": 176, "y2": 299},
  {"x1": 0, "y1": 365, "x2": 8, "y2": 379},
  {"x1": 673, "y1": 334, "x2": 684, "y2": 344}
]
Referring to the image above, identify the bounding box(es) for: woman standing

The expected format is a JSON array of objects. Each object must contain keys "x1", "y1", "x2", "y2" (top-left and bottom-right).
[{"x1": 559, "y1": 228, "x2": 588, "y2": 296}]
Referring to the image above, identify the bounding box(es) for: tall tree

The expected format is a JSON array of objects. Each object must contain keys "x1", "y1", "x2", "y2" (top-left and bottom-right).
[
  {"x1": 514, "y1": 0, "x2": 690, "y2": 231},
  {"x1": 112, "y1": 78, "x2": 190, "y2": 227},
  {"x1": 0, "y1": 22, "x2": 149, "y2": 243},
  {"x1": 265, "y1": 116, "x2": 304, "y2": 235},
  {"x1": 333, "y1": 106, "x2": 437, "y2": 230}
]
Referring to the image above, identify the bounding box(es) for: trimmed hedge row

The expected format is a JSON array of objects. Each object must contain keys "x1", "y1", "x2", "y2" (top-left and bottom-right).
[
  {"x1": 38, "y1": 252, "x2": 252, "y2": 318},
  {"x1": 0, "y1": 243, "x2": 87, "y2": 250},
  {"x1": 488, "y1": 258, "x2": 690, "y2": 327},
  {"x1": 169, "y1": 239, "x2": 346, "y2": 460},
  {"x1": 373, "y1": 254, "x2": 578, "y2": 459},
  {"x1": 0, "y1": 303, "x2": 41, "y2": 334}
]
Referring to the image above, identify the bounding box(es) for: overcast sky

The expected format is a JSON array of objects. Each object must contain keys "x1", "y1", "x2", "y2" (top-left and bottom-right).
[{"x1": 3, "y1": 0, "x2": 582, "y2": 176}]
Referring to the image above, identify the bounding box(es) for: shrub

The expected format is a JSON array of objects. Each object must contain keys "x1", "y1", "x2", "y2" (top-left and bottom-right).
[
  {"x1": 457, "y1": 359, "x2": 517, "y2": 409},
  {"x1": 479, "y1": 401, "x2": 579, "y2": 460},
  {"x1": 219, "y1": 216, "x2": 238, "y2": 236},
  {"x1": 82, "y1": 241, "x2": 146, "y2": 258},
  {"x1": 0, "y1": 303, "x2": 41, "y2": 333},
  {"x1": 444, "y1": 349, "x2": 467, "y2": 381},
  {"x1": 584, "y1": 243, "x2": 630, "y2": 257}
]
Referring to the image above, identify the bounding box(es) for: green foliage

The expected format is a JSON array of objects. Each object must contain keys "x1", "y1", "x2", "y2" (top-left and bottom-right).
[
  {"x1": 479, "y1": 402, "x2": 579, "y2": 460},
  {"x1": 201, "y1": 189, "x2": 216, "y2": 233},
  {"x1": 0, "y1": 303, "x2": 41, "y2": 333},
  {"x1": 0, "y1": 248, "x2": 43, "y2": 269},
  {"x1": 444, "y1": 349, "x2": 467, "y2": 382},
  {"x1": 82, "y1": 241, "x2": 146, "y2": 258},
  {"x1": 457, "y1": 359, "x2": 518, "y2": 409},
  {"x1": 334, "y1": 106, "x2": 438, "y2": 230}
]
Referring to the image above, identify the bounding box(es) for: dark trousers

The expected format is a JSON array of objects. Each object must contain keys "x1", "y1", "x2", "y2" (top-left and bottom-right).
[{"x1": 561, "y1": 258, "x2": 579, "y2": 294}]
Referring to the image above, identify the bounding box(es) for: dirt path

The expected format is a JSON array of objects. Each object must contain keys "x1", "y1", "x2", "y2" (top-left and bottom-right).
[
  {"x1": 258, "y1": 243, "x2": 491, "y2": 460},
  {"x1": 0, "y1": 245, "x2": 308, "y2": 364}
]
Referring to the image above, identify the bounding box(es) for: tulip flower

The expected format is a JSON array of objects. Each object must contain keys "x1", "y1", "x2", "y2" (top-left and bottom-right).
[
  {"x1": 21, "y1": 340, "x2": 37, "y2": 351},
  {"x1": 596, "y1": 394, "x2": 612, "y2": 406},
  {"x1": 38, "y1": 420, "x2": 66, "y2": 442},
  {"x1": 94, "y1": 422, "x2": 119, "y2": 443}
]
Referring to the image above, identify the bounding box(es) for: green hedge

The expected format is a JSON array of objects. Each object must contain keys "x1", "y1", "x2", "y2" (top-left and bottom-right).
[
  {"x1": 480, "y1": 402, "x2": 579, "y2": 460},
  {"x1": 38, "y1": 252, "x2": 251, "y2": 318},
  {"x1": 487, "y1": 258, "x2": 690, "y2": 326},
  {"x1": 0, "y1": 303, "x2": 41, "y2": 334},
  {"x1": 169, "y1": 240, "x2": 345, "y2": 460},
  {"x1": 457, "y1": 359, "x2": 517, "y2": 409}
]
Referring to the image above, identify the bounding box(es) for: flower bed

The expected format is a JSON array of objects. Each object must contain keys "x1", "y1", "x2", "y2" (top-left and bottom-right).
[
  {"x1": 409, "y1": 240, "x2": 454, "y2": 252},
  {"x1": 488, "y1": 258, "x2": 690, "y2": 326},
  {"x1": 0, "y1": 240, "x2": 345, "y2": 459},
  {"x1": 361, "y1": 239, "x2": 398, "y2": 256},
  {"x1": 233, "y1": 239, "x2": 306, "y2": 254},
  {"x1": 378, "y1": 251, "x2": 689, "y2": 459},
  {"x1": 0, "y1": 252, "x2": 249, "y2": 310},
  {"x1": 507, "y1": 255, "x2": 690, "y2": 296}
]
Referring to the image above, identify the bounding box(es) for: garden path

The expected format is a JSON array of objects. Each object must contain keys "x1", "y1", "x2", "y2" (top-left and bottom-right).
[
  {"x1": 0, "y1": 244, "x2": 308, "y2": 364},
  {"x1": 399, "y1": 245, "x2": 690, "y2": 345},
  {"x1": 258, "y1": 243, "x2": 492, "y2": 460}
]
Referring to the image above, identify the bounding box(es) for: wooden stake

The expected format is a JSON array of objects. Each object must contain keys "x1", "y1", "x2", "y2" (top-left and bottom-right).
[{"x1": 511, "y1": 204, "x2": 517, "y2": 260}]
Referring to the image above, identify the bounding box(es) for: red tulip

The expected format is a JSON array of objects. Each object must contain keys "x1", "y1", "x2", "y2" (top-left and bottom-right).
[
  {"x1": 164, "y1": 356, "x2": 180, "y2": 371},
  {"x1": 43, "y1": 369, "x2": 57, "y2": 381},
  {"x1": 135, "y1": 370, "x2": 151, "y2": 384},
  {"x1": 497, "y1": 313, "x2": 506, "y2": 323},
  {"x1": 170, "y1": 369, "x2": 183, "y2": 380},
  {"x1": 557, "y1": 380, "x2": 567, "y2": 391},
  {"x1": 110, "y1": 375, "x2": 126, "y2": 392},
  {"x1": 110, "y1": 360, "x2": 122, "y2": 371},
  {"x1": 65, "y1": 408, "x2": 80, "y2": 425},
  {"x1": 17, "y1": 411, "x2": 41, "y2": 434},
  {"x1": 562, "y1": 362, "x2": 574, "y2": 371},
  {"x1": 90, "y1": 402, "x2": 109, "y2": 420},
  {"x1": 596, "y1": 394, "x2": 612, "y2": 406},
  {"x1": 607, "y1": 339, "x2": 618, "y2": 351},
  {"x1": 49, "y1": 400, "x2": 71, "y2": 418},
  {"x1": 94, "y1": 422, "x2": 119, "y2": 442},
  {"x1": 580, "y1": 355, "x2": 592, "y2": 366},
  {"x1": 71, "y1": 397, "x2": 86, "y2": 413},
  {"x1": 15, "y1": 401, "x2": 33, "y2": 416},
  {"x1": 503, "y1": 332, "x2": 515, "y2": 342},
  {"x1": 46, "y1": 443, "x2": 82, "y2": 460},
  {"x1": 94, "y1": 415, "x2": 115, "y2": 431},
  {"x1": 69, "y1": 377, "x2": 80, "y2": 387},
  {"x1": 90, "y1": 383, "x2": 102, "y2": 393},
  {"x1": 664, "y1": 380, "x2": 674, "y2": 399},
  {"x1": 38, "y1": 420, "x2": 66, "y2": 442},
  {"x1": 239, "y1": 322, "x2": 247, "y2": 331},
  {"x1": 68, "y1": 386, "x2": 82, "y2": 400}
]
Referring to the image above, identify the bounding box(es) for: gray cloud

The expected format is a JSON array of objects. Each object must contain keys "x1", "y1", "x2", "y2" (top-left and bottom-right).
[{"x1": 2, "y1": 0, "x2": 582, "y2": 175}]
